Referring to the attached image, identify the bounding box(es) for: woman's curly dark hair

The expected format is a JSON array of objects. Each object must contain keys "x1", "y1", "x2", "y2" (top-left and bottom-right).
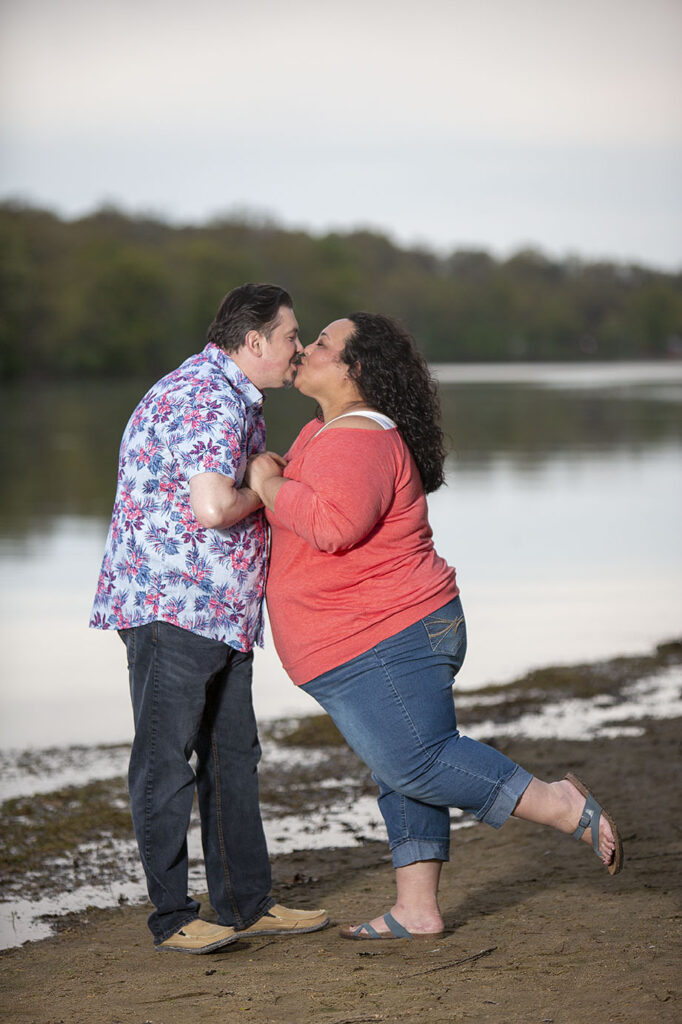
[{"x1": 341, "y1": 313, "x2": 446, "y2": 493}]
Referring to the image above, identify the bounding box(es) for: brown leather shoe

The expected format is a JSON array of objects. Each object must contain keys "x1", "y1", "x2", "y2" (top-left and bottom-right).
[
  {"x1": 155, "y1": 918, "x2": 240, "y2": 954},
  {"x1": 237, "y1": 903, "x2": 329, "y2": 937}
]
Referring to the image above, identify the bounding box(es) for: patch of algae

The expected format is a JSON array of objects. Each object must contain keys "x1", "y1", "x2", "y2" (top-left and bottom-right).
[
  {"x1": 1, "y1": 778, "x2": 132, "y2": 882},
  {"x1": 272, "y1": 714, "x2": 347, "y2": 748},
  {"x1": 507, "y1": 639, "x2": 677, "y2": 693},
  {"x1": 454, "y1": 639, "x2": 681, "y2": 724}
]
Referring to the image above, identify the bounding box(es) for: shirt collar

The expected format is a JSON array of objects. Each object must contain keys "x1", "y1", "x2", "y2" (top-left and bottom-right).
[{"x1": 203, "y1": 343, "x2": 264, "y2": 409}]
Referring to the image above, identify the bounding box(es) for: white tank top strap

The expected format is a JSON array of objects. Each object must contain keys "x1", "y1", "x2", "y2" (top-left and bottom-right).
[{"x1": 312, "y1": 409, "x2": 397, "y2": 439}]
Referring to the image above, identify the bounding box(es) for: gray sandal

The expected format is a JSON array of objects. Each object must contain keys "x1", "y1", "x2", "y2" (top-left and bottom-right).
[
  {"x1": 339, "y1": 911, "x2": 444, "y2": 940},
  {"x1": 566, "y1": 772, "x2": 624, "y2": 875}
]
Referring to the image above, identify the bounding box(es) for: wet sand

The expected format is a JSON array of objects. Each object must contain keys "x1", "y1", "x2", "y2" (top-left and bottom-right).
[{"x1": 2, "y1": 708, "x2": 680, "y2": 1023}]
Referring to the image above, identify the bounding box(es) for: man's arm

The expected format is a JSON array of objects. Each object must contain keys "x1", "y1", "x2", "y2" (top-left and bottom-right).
[{"x1": 190, "y1": 472, "x2": 263, "y2": 529}]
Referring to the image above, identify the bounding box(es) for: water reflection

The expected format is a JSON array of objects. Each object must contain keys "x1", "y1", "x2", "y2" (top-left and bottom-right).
[
  {"x1": 1, "y1": 366, "x2": 680, "y2": 537},
  {"x1": 1, "y1": 364, "x2": 680, "y2": 748}
]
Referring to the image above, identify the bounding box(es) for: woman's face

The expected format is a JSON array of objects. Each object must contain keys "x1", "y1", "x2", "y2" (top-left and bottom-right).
[{"x1": 294, "y1": 318, "x2": 356, "y2": 399}]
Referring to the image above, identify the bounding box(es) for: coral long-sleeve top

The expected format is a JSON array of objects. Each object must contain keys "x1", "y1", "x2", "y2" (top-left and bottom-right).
[{"x1": 265, "y1": 419, "x2": 458, "y2": 685}]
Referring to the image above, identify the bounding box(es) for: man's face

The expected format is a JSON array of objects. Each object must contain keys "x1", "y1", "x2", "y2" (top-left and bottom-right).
[{"x1": 260, "y1": 306, "x2": 303, "y2": 388}]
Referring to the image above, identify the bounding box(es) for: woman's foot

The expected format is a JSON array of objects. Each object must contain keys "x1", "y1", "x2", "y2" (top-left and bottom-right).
[
  {"x1": 340, "y1": 859, "x2": 447, "y2": 939},
  {"x1": 513, "y1": 774, "x2": 622, "y2": 872},
  {"x1": 343, "y1": 903, "x2": 444, "y2": 938},
  {"x1": 552, "y1": 778, "x2": 616, "y2": 866}
]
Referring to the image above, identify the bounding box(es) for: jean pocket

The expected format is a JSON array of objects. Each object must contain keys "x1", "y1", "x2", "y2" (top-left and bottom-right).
[{"x1": 422, "y1": 607, "x2": 466, "y2": 657}]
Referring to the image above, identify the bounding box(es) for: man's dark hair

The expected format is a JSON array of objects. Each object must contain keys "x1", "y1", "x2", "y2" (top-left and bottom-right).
[{"x1": 206, "y1": 283, "x2": 293, "y2": 353}]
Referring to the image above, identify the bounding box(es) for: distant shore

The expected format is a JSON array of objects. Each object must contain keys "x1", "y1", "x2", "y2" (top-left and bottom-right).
[{"x1": 4, "y1": 202, "x2": 681, "y2": 385}]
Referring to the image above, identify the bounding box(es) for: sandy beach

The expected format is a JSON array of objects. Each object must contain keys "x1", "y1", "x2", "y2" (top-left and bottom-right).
[{"x1": 1, "y1": 645, "x2": 680, "y2": 1023}]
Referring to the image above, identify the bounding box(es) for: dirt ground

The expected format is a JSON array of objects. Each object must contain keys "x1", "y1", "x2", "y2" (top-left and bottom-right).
[{"x1": 1, "y1": 714, "x2": 680, "y2": 1024}]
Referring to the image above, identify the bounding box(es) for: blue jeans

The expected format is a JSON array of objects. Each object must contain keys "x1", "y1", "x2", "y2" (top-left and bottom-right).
[
  {"x1": 120, "y1": 621, "x2": 274, "y2": 943},
  {"x1": 302, "y1": 597, "x2": 532, "y2": 868}
]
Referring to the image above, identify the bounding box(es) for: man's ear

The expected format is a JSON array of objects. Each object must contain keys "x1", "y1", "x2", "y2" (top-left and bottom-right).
[{"x1": 244, "y1": 329, "x2": 264, "y2": 356}]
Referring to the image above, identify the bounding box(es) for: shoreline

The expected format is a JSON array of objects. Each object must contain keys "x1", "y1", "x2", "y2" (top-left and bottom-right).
[
  {"x1": 1, "y1": 714, "x2": 680, "y2": 1022},
  {"x1": 1, "y1": 639, "x2": 680, "y2": 952},
  {"x1": 1, "y1": 640, "x2": 681, "y2": 1022}
]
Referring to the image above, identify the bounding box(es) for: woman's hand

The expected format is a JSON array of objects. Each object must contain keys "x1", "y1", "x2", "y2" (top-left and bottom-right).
[{"x1": 245, "y1": 452, "x2": 287, "y2": 503}]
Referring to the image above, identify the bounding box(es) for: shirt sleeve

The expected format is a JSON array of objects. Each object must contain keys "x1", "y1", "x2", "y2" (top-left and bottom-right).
[
  {"x1": 171, "y1": 389, "x2": 244, "y2": 482},
  {"x1": 273, "y1": 431, "x2": 399, "y2": 553}
]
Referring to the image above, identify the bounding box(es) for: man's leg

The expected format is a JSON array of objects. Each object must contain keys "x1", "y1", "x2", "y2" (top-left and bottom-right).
[
  {"x1": 122, "y1": 621, "x2": 233, "y2": 944},
  {"x1": 194, "y1": 648, "x2": 274, "y2": 929}
]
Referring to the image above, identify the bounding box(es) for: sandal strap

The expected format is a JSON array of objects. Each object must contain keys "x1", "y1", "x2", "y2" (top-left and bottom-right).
[
  {"x1": 573, "y1": 792, "x2": 602, "y2": 854},
  {"x1": 383, "y1": 912, "x2": 413, "y2": 939},
  {"x1": 353, "y1": 921, "x2": 380, "y2": 938}
]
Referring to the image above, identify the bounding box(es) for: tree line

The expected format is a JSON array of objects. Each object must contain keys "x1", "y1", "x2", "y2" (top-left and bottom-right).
[{"x1": 1, "y1": 202, "x2": 681, "y2": 380}]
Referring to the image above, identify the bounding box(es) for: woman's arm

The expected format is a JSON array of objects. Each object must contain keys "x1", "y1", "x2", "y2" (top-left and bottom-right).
[{"x1": 257, "y1": 433, "x2": 398, "y2": 553}]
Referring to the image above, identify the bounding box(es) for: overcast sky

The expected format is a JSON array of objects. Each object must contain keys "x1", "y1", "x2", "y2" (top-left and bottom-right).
[{"x1": 1, "y1": 0, "x2": 681, "y2": 268}]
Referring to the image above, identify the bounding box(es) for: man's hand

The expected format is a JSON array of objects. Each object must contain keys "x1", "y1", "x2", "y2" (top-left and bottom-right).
[
  {"x1": 245, "y1": 452, "x2": 285, "y2": 493},
  {"x1": 190, "y1": 472, "x2": 263, "y2": 529},
  {"x1": 245, "y1": 452, "x2": 288, "y2": 511}
]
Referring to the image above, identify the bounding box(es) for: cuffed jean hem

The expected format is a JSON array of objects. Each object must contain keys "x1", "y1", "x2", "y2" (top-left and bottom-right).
[
  {"x1": 390, "y1": 838, "x2": 450, "y2": 869},
  {"x1": 478, "y1": 765, "x2": 533, "y2": 829}
]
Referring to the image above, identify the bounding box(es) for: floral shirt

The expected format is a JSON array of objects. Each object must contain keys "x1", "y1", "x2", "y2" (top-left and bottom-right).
[{"x1": 90, "y1": 343, "x2": 267, "y2": 650}]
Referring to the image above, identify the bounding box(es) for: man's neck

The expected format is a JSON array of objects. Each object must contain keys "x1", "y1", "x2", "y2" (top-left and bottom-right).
[{"x1": 224, "y1": 348, "x2": 262, "y2": 392}]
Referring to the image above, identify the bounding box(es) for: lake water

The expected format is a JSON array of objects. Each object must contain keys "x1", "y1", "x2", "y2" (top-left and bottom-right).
[{"x1": 1, "y1": 362, "x2": 680, "y2": 750}]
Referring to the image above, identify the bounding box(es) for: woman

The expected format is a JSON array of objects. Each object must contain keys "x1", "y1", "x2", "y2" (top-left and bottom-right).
[{"x1": 246, "y1": 313, "x2": 623, "y2": 940}]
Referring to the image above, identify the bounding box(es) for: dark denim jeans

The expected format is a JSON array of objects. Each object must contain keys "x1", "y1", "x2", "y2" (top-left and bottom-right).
[
  {"x1": 120, "y1": 621, "x2": 273, "y2": 943},
  {"x1": 303, "y1": 597, "x2": 532, "y2": 868}
]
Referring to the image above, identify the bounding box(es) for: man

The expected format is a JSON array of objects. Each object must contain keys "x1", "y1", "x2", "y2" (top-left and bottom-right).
[{"x1": 90, "y1": 283, "x2": 327, "y2": 953}]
